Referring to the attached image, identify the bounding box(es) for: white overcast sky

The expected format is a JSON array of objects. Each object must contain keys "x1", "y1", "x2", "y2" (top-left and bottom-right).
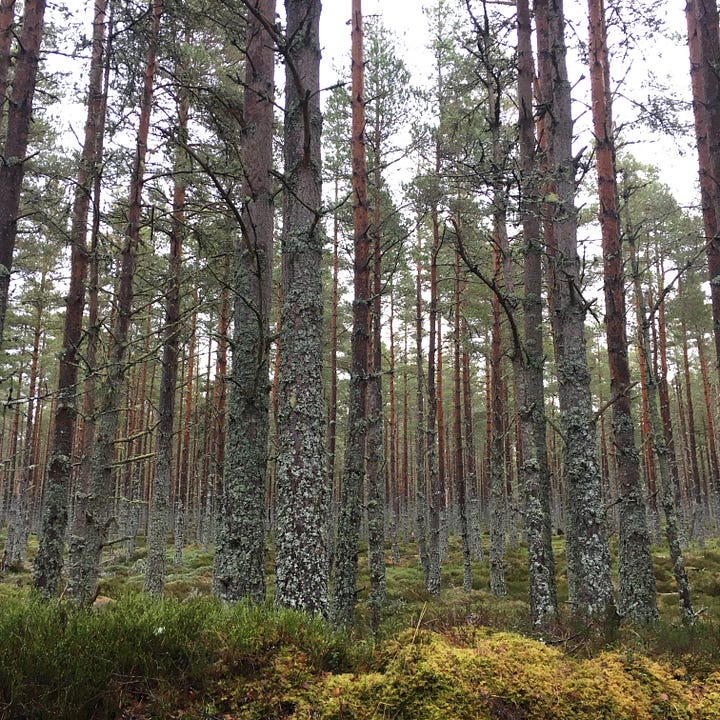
[
  {"x1": 54, "y1": 0, "x2": 699, "y2": 210},
  {"x1": 318, "y1": 0, "x2": 699, "y2": 209}
]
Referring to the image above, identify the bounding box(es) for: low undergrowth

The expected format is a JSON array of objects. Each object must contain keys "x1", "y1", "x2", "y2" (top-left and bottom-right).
[
  {"x1": 0, "y1": 538, "x2": 719, "y2": 718},
  {"x1": 0, "y1": 594, "x2": 361, "y2": 720}
]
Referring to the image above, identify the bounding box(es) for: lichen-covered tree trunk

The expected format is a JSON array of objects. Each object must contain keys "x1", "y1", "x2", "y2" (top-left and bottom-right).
[
  {"x1": 655, "y1": 262, "x2": 686, "y2": 538},
  {"x1": 453, "y1": 251, "x2": 472, "y2": 592},
  {"x1": 535, "y1": 0, "x2": 615, "y2": 620},
  {"x1": 5, "y1": 288, "x2": 43, "y2": 563},
  {"x1": 677, "y1": 284, "x2": 705, "y2": 544},
  {"x1": 144, "y1": 91, "x2": 188, "y2": 596},
  {"x1": 66, "y1": 0, "x2": 161, "y2": 605},
  {"x1": 436, "y1": 313, "x2": 447, "y2": 562},
  {"x1": 415, "y1": 242, "x2": 430, "y2": 584},
  {"x1": 489, "y1": 248, "x2": 506, "y2": 599},
  {"x1": 426, "y1": 203, "x2": 442, "y2": 597},
  {"x1": 328, "y1": 179, "x2": 340, "y2": 491},
  {"x1": 629, "y1": 239, "x2": 695, "y2": 623},
  {"x1": 204, "y1": 274, "x2": 230, "y2": 551},
  {"x1": 367, "y1": 240, "x2": 386, "y2": 627},
  {"x1": 461, "y1": 318, "x2": 482, "y2": 560},
  {"x1": 0, "y1": 0, "x2": 16, "y2": 133},
  {"x1": 587, "y1": 0, "x2": 657, "y2": 624},
  {"x1": 274, "y1": 0, "x2": 328, "y2": 615},
  {"x1": 173, "y1": 298, "x2": 194, "y2": 566},
  {"x1": 367, "y1": 125, "x2": 386, "y2": 626},
  {"x1": 0, "y1": 0, "x2": 45, "y2": 344},
  {"x1": 331, "y1": 0, "x2": 370, "y2": 628},
  {"x1": 389, "y1": 290, "x2": 401, "y2": 565},
  {"x1": 516, "y1": 0, "x2": 557, "y2": 625},
  {"x1": 213, "y1": 0, "x2": 276, "y2": 604}
]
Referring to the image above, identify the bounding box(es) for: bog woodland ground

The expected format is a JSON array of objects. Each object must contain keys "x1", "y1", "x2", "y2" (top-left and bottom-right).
[{"x1": 3, "y1": 0, "x2": 720, "y2": 716}]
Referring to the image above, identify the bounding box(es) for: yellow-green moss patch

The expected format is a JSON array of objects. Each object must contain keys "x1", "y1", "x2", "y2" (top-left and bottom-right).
[{"x1": 297, "y1": 628, "x2": 720, "y2": 720}]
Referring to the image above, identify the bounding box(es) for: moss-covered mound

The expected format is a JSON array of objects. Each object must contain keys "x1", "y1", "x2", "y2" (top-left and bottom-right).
[{"x1": 298, "y1": 628, "x2": 720, "y2": 719}]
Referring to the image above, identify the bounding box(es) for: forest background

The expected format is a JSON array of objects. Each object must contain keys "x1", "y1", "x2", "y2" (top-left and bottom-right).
[{"x1": 2, "y1": 0, "x2": 720, "y2": 715}]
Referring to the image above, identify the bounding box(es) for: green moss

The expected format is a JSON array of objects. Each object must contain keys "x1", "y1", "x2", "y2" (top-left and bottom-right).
[{"x1": 297, "y1": 628, "x2": 719, "y2": 720}]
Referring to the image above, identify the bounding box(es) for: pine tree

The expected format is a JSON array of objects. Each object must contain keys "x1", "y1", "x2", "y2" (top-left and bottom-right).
[
  {"x1": 213, "y1": 0, "x2": 277, "y2": 604},
  {"x1": 274, "y1": 0, "x2": 329, "y2": 615},
  {"x1": 0, "y1": 0, "x2": 47, "y2": 344},
  {"x1": 66, "y1": 0, "x2": 162, "y2": 604},
  {"x1": 587, "y1": 0, "x2": 657, "y2": 623},
  {"x1": 535, "y1": 0, "x2": 615, "y2": 619},
  {"x1": 331, "y1": 0, "x2": 371, "y2": 628}
]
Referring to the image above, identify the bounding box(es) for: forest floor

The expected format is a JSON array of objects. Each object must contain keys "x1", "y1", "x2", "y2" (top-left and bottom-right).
[{"x1": 1, "y1": 534, "x2": 720, "y2": 718}]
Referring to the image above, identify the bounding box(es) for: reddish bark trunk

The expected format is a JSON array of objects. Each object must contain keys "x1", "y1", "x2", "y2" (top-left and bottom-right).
[
  {"x1": 33, "y1": 0, "x2": 108, "y2": 594},
  {"x1": 686, "y1": 0, "x2": 720, "y2": 372},
  {"x1": 329, "y1": 0, "x2": 370, "y2": 626},
  {"x1": 67, "y1": 0, "x2": 162, "y2": 605},
  {"x1": 0, "y1": 0, "x2": 16, "y2": 128},
  {"x1": 697, "y1": 333, "x2": 720, "y2": 493},
  {"x1": 0, "y1": 0, "x2": 46, "y2": 344},
  {"x1": 588, "y1": 0, "x2": 657, "y2": 621}
]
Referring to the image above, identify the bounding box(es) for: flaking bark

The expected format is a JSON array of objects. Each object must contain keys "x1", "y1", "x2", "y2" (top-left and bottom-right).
[
  {"x1": 535, "y1": 0, "x2": 615, "y2": 620},
  {"x1": 213, "y1": 0, "x2": 276, "y2": 604},
  {"x1": 274, "y1": 0, "x2": 329, "y2": 615},
  {"x1": 516, "y1": 0, "x2": 557, "y2": 625}
]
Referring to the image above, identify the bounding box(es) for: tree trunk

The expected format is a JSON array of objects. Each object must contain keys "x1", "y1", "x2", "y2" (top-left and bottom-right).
[
  {"x1": 274, "y1": 0, "x2": 328, "y2": 614},
  {"x1": 389, "y1": 288, "x2": 401, "y2": 564},
  {"x1": 515, "y1": 0, "x2": 557, "y2": 625},
  {"x1": 328, "y1": 178, "x2": 340, "y2": 490},
  {"x1": 212, "y1": 0, "x2": 276, "y2": 604},
  {"x1": 367, "y1": 178, "x2": 386, "y2": 627},
  {"x1": 535, "y1": 0, "x2": 615, "y2": 619},
  {"x1": 656, "y1": 258, "x2": 686, "y2": 538},
  {"x1": 66, "y1": 0, "x2": 161, "y2": 605},
  {"x1": 204, "y1": 269, "x2": 230, "y2": 549},
  {"x1": 0, "y1": 0, "x2": 45, "y2": 344},
  {"x1": 144, "y1": 89, "x2": 188, "y2": 596},
  {"x1": 696, "y1": 333, "x2": 720, "y2": 499},
  {"x1": 489, "y1": 245, "x2": 507, "y2": 598},
  {"x1": 453, "y1": 251, "x2": 472, "y2": 591},
  {"x1": 686, "y1": 0, "x2": 720, "y2": 374},
  {"x1": 587, "y1": 0, "x2": 657, "y2": 623},
  {"x1": 437, "y1": 311, "x2": 450, "y2": 559},
  {"x1": 5, "y1": 281, "x2": 44, "y2": 562},
  {"x1": 0, "y1": 0, "x2": 16, "y2": 130},
  {"x1": 678, "y1": 280, "x2": 705, "y2": 545},
  {"x1": 415, "y1": 235, "x2": 430, "y2": 584},
  {"x1": 331, "y1": 0, "x2": 370, "y2": 627},
  {"x1": 173, "y1": 287, "x2": 196, "y2": 565},
  {"x1": 426, "y1": 198, "x2": 442, "y2": 596},
  {"x1": 629, "y1": 237, "x2": 694, "y2": 623}
]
